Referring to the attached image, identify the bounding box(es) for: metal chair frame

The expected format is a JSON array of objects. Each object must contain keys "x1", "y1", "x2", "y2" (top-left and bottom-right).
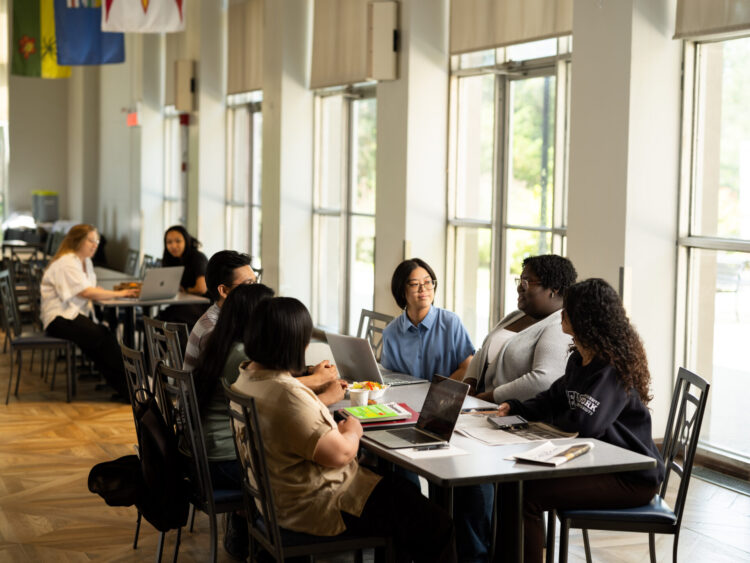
[
  {"x1": 550, "y1": 368, "x2": 711, "y2": 563},
  {"x1": 143, "y1": 316, "x2": 185, "y2": 380},
  {"x1": 356, "y1": 309, "x2": 395, "y2": 362},
  {"x1": 223, "y1": 381, "x2": 393, "y2": 562}
]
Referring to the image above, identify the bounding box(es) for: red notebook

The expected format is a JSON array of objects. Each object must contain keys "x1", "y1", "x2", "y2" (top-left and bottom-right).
[{"x1": 360, "y1": 403, "x2": 418, "y2": 431}]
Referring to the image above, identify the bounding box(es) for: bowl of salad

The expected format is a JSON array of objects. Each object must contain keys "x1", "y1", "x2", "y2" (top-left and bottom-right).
[{"x1": 350, "y1": 381, "x2": 390, "y2": 401}]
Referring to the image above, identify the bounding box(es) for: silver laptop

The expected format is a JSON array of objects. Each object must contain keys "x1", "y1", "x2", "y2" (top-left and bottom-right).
[
  {"x1": 325, "y1": 332, "x2": 427, "y2": 386},
  {"x1": 119, "y1": 266, "x2": 184, "y2": 301},
  {"x1": 364, "y1": 376, "x2": 470, "y2": 449}
]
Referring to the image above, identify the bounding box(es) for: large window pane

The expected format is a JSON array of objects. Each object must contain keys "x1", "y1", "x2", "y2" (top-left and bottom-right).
[
  {"x1": 251, "y1": 206, "x2": 262, "y2": 265},
  {"x1": 231, "y1": 107, "x2": 250, "y2": 203},
  {"x1": 252, "y1": 111, "x2": 263, "y2": 205},
  {"x1": 455, "y1": 75, "x2": 495, "y2": 221},
  {"x1": 316, "y1": 96, "x2": 345, "y2": 210},
  {"x1": 685, "y1": 248, "x2": 750, "y2": 460},
  {"x1": 351, "y1": 98, "x2": 376, "y2": 215},
  {"x1": 453, "y1": 227, "x2": 492, "y2": 343},
  {"x1": 229, "y1": 205, "x2": 249, "y2": 253},
  {"x1": 347, "y1": 216, "x2": 375, "y2": 335},
  {"x1": 503, "y1": 229, "x2": 552, "y2": 314},
  {"x1": 315, "y1": 214, "x2": 342, "y2": 331},
  {"x1": 506, "y1": 75, "x2": 556, "y2": 230}
]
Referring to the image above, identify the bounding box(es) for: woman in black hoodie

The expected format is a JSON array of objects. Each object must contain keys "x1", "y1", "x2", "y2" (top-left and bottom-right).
[{"x1": 493, "y1": 278, "x2": 665, "y2": 563}]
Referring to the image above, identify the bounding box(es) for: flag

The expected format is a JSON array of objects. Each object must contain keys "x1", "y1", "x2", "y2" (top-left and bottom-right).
[
  {"x1": 54, "y1": 0, "x2": 125, "y2": 65},
  {"x1": 102, "y1": 0, "x2": 185, "y2": 33},
  {"x1": 12, "y1": 0, "x2": 72, "y2": 78}
]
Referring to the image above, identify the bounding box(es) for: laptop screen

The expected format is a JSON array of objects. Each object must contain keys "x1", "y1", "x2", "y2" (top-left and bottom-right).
[{"x1": 416, "y1": 376, "x2": 469, "y2": 440}]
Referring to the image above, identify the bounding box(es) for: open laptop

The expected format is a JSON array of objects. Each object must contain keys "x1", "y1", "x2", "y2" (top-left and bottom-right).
[
  {"x1": 364, "y1": 376, "x2": 470, "y2": 449},
  {"x1": 325, "y1": 332, "x2": 427, "y2": 386},
  {"x1": 118, "y1": 266, "x2": 184, "y2": 301}
]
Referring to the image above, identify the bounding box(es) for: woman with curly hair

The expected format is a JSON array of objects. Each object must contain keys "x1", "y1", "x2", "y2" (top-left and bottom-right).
[{"x1": 492, "y1": 278, "x2": 665, "y2": 563}]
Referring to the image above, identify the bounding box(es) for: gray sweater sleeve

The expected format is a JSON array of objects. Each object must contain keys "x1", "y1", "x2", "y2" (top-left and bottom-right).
[{"x1": 490, "y1": 314, "x2": 572, "y2": 403}]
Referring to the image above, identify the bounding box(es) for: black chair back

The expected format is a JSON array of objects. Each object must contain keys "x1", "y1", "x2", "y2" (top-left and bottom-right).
[
  {"x1": 660, "y1": 367, "x2": 710, "y2": 527},
  {"x1": 143, "y1": 316, "x2": 183, "y2": 375},
  {"x1": 357, "y1": 309, "x2": 394, "y2": 362},
  {"x1": 164, "y1": 321, "x2": 189, "y2": 366},
  {"x1": 120, "y1": 343, "x2": 151, "y2": 401},
  {"x1": 0, "y1": 269, "x2": 23, "y2": 338},
  {"x1": 223, "y1": 381, "x2": 285, "y2": 561},
  {"x1": 125, "y1": 249, "x2": 139, "y2": 276}
]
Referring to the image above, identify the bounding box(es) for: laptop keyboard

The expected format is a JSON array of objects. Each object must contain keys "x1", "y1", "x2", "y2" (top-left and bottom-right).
[{"x1": 386, "y1": 428, "x2": 439, "y2": 444}]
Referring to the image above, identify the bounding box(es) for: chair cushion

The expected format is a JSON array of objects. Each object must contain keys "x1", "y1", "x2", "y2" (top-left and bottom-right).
[
  {"x1": 13, "y1": 332, "x2": 69, "y2": 345},
  {"x1": 254, "y1": 516, "x2": 377, "y2": 547},
  {"x1": 560, "y1": 495, "x2": 677, "y2": 525},
  {"x1": 214, "y1": 488, "x2": 243, "y2": 504}
]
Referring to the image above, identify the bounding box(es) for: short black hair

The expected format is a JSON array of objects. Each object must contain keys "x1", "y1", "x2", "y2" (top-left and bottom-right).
[
  {"x1": 390, "y1": 258, "x2": 437, "y2": 309},
  {"x1": 244, "y1": 297, "x2": 312, "y2": 373},
  {"x1": 205, "y1": 250, "x2": 252, "y2": 301},
  {"x1": 522, "y1": 255, "x2": 577, "y2": 294}
]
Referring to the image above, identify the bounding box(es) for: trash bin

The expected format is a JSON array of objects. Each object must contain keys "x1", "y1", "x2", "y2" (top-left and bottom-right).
[{"x1": 32, "y1": 191, "x2": 59, "y2": 223}]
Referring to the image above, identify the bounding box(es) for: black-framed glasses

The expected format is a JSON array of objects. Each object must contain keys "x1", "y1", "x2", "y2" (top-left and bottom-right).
[
  {"x1": 406, "y1": 279, "x2": 437, "y2": 291},
  {"x1": 515, "y1": 277, "x2": 543, "y2": 290}
]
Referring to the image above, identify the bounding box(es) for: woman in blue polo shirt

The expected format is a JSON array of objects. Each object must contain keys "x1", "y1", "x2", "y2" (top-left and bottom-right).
[{"x1": 381, "y1": 258, "x2": 474, "y2": 381}]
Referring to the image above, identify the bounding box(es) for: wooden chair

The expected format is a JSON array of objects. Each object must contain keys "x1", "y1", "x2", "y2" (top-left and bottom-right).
[
  {"x1": 155, "y1": 363, "x2": 243, "y2": 563},
  {"x1": 549, "y1": 368, "x2": 710, "y2": 563},
  {"x1": 357, "y1": 309, "x2": 394, "y2": 362},
  {"x1": 223, "y1": 381, "x2": 393, "y2": 562},
  {"x1": 1, "y1": 270, "x2": 74, "y2": 404}
]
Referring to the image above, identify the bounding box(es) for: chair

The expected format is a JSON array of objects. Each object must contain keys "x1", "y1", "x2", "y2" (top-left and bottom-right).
[
  {"x1": 124, "y1": 249, "x2": 139, "y2": 276},
  {"x1": 1, "y1": 270, "x2": 75, "y2": 404},
  {"x1": 550, "y1": 368, "x2": 710, "y2": 563},
  {"x1": 140, "y1": 254, "x2": 157, "y2": 279},
  {"x1": 222, "y1": 381, "x2": 393, "y2": 562},
  {"x1": 155, "y1": 363, "x2": 243, "y2": 563},
  {"x1": 164, "y1": 321, "x2": 189, "y2": 364},
  {"x1": 143, "y1": 316, "x2": 185, "y2": 379},
  {"x1": 357, "y1": 309, "x2": 394, "y2": 362},
  {"x1": 45, "y1": 230, "x2": 66, "y2": 258},
  {"x1": 120, "y1": 344, "x2": 182, "y2": 562}
]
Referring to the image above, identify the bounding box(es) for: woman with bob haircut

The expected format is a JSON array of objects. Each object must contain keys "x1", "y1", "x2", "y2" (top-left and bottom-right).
[
  {"x1": 158, "y1": 225, "x2": 209, "y2": 328},
  {"x1": 381, "y1": 258, "x2": 474, "y2": 382},
  {"x1": 469, "y1": 254, "x2": 577, "y2": 403},
  {"x1": 493, "y1": 279, "x2": 665, "y2": 563},
  {"x1": 41, "y1": 224, "x2": 138, "y2": 399},
  {"x1": 232, "y1": 297, "x2": 457, "y2": 563}
]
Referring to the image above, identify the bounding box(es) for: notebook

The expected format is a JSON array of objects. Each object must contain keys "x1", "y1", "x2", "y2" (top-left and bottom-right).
[
  {"x1": 325, "y1": 332, "x2": 427, "y2": 387},
  {"x1": 116, "y1": 266, "x2": 184, "y2": 301},
  {"x1": 363, "y1": 376, "x2": 470, "y2": 449}
]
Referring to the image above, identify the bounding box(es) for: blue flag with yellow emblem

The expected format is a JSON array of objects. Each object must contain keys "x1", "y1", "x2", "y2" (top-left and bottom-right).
[{"x1": 54, "y1": 0, "x2": 124, "y2": 65}]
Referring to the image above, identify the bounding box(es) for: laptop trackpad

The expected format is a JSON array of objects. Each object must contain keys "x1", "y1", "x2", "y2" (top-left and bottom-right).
[{"x1": 386, "y1": 428, "x2": 440, "y2": 445}]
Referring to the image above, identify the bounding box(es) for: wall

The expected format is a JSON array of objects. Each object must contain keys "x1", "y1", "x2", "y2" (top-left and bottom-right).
[{"x1": 8, "y1": 76, "x2": 68, "y2": 216}]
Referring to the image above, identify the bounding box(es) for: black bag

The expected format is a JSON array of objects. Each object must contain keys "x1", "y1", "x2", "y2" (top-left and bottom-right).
[{"x1": 87, "y1": 388, "x2": 189, "y2": 532}]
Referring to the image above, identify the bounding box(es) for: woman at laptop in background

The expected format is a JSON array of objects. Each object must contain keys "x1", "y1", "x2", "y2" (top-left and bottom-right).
[
  {"x1": 232, "y1": 297, "x2": 457, "y2": 563},
  {"x1": 41, "y1": 224, "x2": 138, "y2": 400},
  {"x1": 381, "y1": 258, "x2": 474, "y2": 382},
  {"x1": 468, "y1": 254, "x2": 577, "y2": 403},
  {"x1": 156, "y1": 225, "x2": 209, "y2": 329},
  {"x1": 492, "y1": 278, "x2": 665, "y2": 563}
]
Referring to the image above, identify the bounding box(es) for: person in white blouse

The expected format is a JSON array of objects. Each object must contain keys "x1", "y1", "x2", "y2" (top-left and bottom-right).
[{"x1": 41, "y1": 224, "x2": 137, "y2": 400}]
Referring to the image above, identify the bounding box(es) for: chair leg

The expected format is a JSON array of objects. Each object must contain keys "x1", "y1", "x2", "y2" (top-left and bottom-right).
[
  {"x1": 545, "y1": 510, "x2": 556, "y2": 563},
  {"x1": 5, "y1": 349, "x2": 14, "y2": 404},
  {"x1": 133, "y1": 510, "x2": 142, "y2": 549},
  {"x1": 582, "y1": 529, "x2": 592, "y2": 563},
  {"x1": 209, "y1": 513, "x2": 218, "y2": 563},
  {"x1": 66, "y1": 345, "x2": 73, "y2": 403},
  {"x1": 155, "y1": 531, "x2": 165, "y2": 563},
  {"x1": 50, "y1": 351, "x2": 58, "y2": 391},
  {"x1": 354, "y1": 548, "x2": 364, "y2": 563},
  {"x1": 14, "y1": 350, "x2": 23, "y2": 397},
  {"x1": 188, "y1": 505, "x2": 196, "y2": 532},
  {"x1": 172, "y1": 527, "x2": 182, "y2": 563},
  {"x1": 559, "y1": 519, "x2": 570, "y2": 563}
]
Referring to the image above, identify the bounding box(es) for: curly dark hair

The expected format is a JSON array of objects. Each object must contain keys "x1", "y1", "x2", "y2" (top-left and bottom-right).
[
  {"x1": 522, "y1": 255, "x2": 577, "y2": 293},
  {"x1": 563, "y1": 278, "x2": 652, "y2": 404}
]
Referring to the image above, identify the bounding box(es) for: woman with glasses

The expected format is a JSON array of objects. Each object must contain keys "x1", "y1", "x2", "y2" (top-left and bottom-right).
[
  {"x1": 468, "y1": 254, "x2": 578, "y2": 404},
  {"x1": 157, "y1": 225, "x2": 210, "y2": 329},
  {"x1": 41, "y1": 224, "x2": 138, "y2": 400},
  {"x1": 381, "y1": 258, "x2": 474, "y2": 382}
]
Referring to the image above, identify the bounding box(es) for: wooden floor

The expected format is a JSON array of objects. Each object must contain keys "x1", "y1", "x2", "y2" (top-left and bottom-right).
[{"x1": 0, "y1": 350, "x2": 749, "y2": 562}]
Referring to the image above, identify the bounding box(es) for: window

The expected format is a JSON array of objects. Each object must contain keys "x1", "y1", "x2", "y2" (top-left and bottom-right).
[
  {"x1": 226, "y1": 91, "x2": 263, "y2": 266},
  {"x1": 312, "y1": 87, "x2": 377, "y2": 334},
  {"x1": 163, "y1": 107, "x2": 187, "y2": 227},
  {"x1": 678, "y1": 37, "x2": 750, "y2": 465},
  {"x1": 447, "y1": 38, "x2": 571, "y2": 343}
]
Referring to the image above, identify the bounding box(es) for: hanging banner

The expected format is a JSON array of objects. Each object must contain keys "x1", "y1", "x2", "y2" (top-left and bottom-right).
[
  {"x1": 55, "y1": 0, "x2": 125, "y2": 65},
  {"x1": 101, "y1": 0, "x2": 185, "y2": 33},
  {"x1": 12, "y1": 0, "x2": 72, "y2": 78}
]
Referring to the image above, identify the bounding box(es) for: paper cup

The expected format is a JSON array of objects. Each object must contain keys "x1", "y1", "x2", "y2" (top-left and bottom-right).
[{"x1": 349, "y1": 388, "x2": 369, "y2": 406}]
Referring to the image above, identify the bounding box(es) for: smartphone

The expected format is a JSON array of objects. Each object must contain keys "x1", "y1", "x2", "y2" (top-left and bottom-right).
[{"x1": 488, "y1": 415, "x2": 529, "y2": 430}]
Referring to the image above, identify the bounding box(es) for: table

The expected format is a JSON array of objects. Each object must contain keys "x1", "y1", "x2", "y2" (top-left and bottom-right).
[
  {"x1": 334, "y1": 384, "x2": 657, "y2": 563},
  {"x1": 94, "y1": 292, "x2": 209, "y2": 348}
]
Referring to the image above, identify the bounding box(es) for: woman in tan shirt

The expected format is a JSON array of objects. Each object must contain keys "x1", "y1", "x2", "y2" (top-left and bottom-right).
[{"x1": 232, "y1": 296, "x2": 457, "y2": 562}]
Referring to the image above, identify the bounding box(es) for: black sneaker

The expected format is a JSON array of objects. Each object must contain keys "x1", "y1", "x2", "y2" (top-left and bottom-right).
[{"x1": 224, "y1": 512, "x2": 249, "y2": 561}]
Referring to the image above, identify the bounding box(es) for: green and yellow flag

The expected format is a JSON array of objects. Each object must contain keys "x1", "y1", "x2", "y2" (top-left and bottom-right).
[{"x1": 12, "y1": 0, "x2": 72, "y2": 78}]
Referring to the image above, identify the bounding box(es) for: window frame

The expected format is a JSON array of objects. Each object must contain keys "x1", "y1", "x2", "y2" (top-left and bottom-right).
[{"x1": 163, "y1": 105, "x2": 188, "y2": 227}]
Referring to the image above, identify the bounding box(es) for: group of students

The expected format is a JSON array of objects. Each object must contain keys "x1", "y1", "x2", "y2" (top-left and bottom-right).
[{"x1": 39, "y1": 223, "x2": 665, "y2": 563}]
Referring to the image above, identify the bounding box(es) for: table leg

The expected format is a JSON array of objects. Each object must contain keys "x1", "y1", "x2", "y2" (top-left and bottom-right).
[
  {"x1": 517, "y1": 480, "x2": 524, "y2": 563},
  {"x1": 122, "y1": 307, "x2": 136, "y2": 348}
]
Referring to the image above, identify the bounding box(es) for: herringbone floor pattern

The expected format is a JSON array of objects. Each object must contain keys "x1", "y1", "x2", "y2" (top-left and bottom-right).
[{"x1": 0, "y1": 347, "x2": 749, "y2": 562}]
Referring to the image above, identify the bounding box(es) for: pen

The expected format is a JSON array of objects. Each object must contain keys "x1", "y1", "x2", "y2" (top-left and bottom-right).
[
  {"x1": 415, "y1": 443, "x2": 449, "y2": 451},
  {"x1": 461, "y1": 407, "x2": 497, "y2": 414}
]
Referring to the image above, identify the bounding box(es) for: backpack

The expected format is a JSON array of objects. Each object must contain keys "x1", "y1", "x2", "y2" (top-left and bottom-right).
[{"x1": 88, "y1": 387, "x2": 189, "y2": 532}]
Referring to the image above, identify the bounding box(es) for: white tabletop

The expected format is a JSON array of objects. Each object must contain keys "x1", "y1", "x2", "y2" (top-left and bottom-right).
[
  {"x1": 94, "y1": 266, "x2": 138, "y2": 283},
  {"x1": 94, "y1": 292, "x2": 210, "y2": 307}
]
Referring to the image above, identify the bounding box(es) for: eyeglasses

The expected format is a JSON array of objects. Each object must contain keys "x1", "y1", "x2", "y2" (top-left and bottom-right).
[
  {"x1": 407, "y1": 279, "x2": 437, "y2": 291},
  {"x1": 87, "y1": 237, "x2": 100, "y2": 245},
  {"x1": 515, "y1": 277, "x2": 543, "y2": 290},
  {"x1": 229, "y1": 269, "x2": 262, "y2": 289}
]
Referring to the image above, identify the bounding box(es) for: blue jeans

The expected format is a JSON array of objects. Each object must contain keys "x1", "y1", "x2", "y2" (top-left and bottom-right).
[{"x1": 454, "y1": 483, "x2": 494, "y2": 563}]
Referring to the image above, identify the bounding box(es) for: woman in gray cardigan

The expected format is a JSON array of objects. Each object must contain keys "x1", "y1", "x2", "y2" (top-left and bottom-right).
[{"x1": 468, "y1": 255, "x2": 577, "y2": 404}]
